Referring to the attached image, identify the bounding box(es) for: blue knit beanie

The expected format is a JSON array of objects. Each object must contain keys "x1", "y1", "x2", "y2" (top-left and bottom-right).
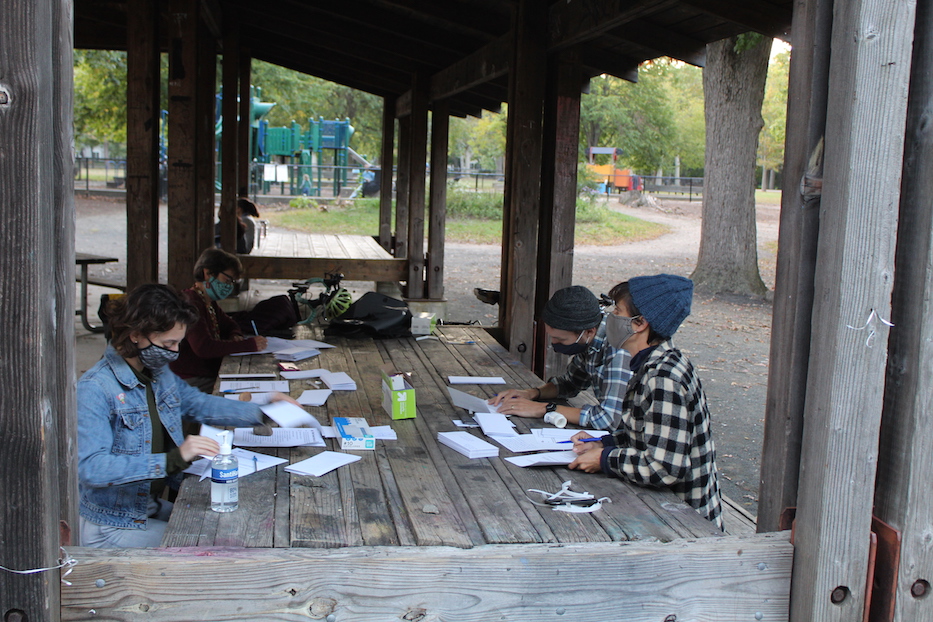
[
  {"x1": 628, "y1": 274, "x2": 693, "y2": 338},
  {"x1": 541, "y1": 285, "x2": 603, "y2": 332}
]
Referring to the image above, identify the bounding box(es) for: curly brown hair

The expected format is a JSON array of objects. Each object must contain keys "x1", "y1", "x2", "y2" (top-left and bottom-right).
[{"x1": 109, "y1": 284, "x2": 199, "y2": 358}]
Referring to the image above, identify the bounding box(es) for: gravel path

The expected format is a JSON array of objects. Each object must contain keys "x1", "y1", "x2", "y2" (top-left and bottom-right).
[{"x1": 76, "y1": 193, "x2": 779, "y2": 516}]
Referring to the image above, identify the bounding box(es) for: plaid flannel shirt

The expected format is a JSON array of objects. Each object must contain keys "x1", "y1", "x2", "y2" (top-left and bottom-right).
[
  {"x1": 549, "y1": 320, "x2": 632, "y2": 430},
  {"x1": 601, "y1": 341, "x2": 723, "y2": 530}
]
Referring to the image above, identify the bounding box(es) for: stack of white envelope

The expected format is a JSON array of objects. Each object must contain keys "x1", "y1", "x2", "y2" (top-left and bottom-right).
[{"x1": 437, "y1": 431, "x2": 499, "y2": 459}]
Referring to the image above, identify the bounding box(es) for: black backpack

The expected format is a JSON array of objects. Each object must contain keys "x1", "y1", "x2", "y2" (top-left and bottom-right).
[{"x1": 324, "y1": 292, "x2": 412, "y2": 339}]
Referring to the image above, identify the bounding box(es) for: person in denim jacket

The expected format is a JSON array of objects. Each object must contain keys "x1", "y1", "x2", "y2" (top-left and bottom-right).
[{"x1": 78, "y1": 284, "x2": 293, "y2": 548}]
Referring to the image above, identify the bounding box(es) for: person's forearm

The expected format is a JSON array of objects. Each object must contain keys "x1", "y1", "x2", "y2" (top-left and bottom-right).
[{"x1": 534, "y1": 383, "x2": 558, "y2": 400}]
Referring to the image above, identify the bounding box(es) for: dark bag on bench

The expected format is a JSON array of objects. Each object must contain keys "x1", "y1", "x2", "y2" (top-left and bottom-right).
[{"x1": 324, "y1": 292, "x2": 412, "y2": 339}]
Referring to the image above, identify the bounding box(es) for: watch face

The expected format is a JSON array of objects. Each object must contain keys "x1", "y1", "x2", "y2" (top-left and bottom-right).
[{"x1": 546, "y1": 402, "x2": 557, "y2": 412}]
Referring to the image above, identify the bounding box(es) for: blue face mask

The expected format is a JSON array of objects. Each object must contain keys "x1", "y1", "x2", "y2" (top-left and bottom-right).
[
  {"x1": 206, "y1": 275, "x2": 234, "y2": 301},
  {"x1": 551, "y1": 331, "x2": 588, "y2": 356}
]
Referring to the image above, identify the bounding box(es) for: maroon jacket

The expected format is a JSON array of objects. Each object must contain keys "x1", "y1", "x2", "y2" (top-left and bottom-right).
[{"x1": 169, "y1": 287, "x2": 262, "y2": 380}]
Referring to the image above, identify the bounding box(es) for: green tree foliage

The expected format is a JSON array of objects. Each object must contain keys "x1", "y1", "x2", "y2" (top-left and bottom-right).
[
  {"x1": 250, "y1": 60, "x2": 384, "y2": 161},
  {"x1": 73, "y1": 50, "x2": 129, "y2": 153},
  {"x1": 759, "y1": 48, "x2": 790, "y2": 173},
  {"x1": 580, "y1": 63, "x2": 680, "y2": 173}
]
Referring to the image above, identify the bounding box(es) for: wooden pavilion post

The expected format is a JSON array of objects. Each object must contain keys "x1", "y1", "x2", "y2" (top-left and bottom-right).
[
  {"x1": 378, "y1": 98, "x2": 396, "y2": 252},
  {"x1": 220, "y1": 23, "x2": 240, "y2": 253},
  {"x1": 0, "y1": 0, "x2": 70, "y2": 617},
  {"x1": 757, "y1": 0, "x2": 833, "y2": 532},
  {"x1": 535, "y1": 50, "x2": 582, "y2": 379},
  {"x1": 427, "y1": 99, "x2": 449, "y2": 301},
  {"x1": 395, "y1": 114, "x2": 411, "y2": 265},
  {"x1": 126, "y1": 0, "x2": 161, "y2": 288},
  {"x1": 237, "y1": 49, "x2": 251, "y2": 198},
  {"x1": 406, "y1": 74, "x2": 429, "y2": 300},
  {"x1": 167, "y1": 0, "x2": 201, "y2": 290},
  {"x1": 875, "y1": 4, "x2": 933, "y2": 620},
  {"x1": 499, "y1": 0, "x2": 547, "y2": 367},
  {"x1": 789, "y1": 0, "x2": 917, "y2": 618},
  {"x1": 195, "y1": 21, "x2": 217, "y2": 254}
]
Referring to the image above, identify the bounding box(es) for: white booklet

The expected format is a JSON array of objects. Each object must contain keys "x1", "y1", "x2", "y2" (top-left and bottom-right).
[
  {"x1": 473, "y1": 412, "x2": 518, "y2": 438},
  {"x1": 504, "y1": 451, "x2": 578, "y2": 468},
  {"x1": 447, "y1": 387, "x2": 501, "y2": 414},
  {"x1": 437, "y1": 431, "x2": 499, "y2": 459},
  {"x1": 285, "y1": 451, "x2": 361, "y2": 477}
]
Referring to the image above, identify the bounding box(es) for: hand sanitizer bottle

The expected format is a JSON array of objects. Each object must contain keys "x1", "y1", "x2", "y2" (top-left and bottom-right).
[{"x1": 211, "y1": 431, "x2": 238, "y2": 512}]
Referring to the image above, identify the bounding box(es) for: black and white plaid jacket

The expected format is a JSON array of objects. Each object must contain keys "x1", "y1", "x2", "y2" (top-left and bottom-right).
[{"x1": 601, "y1": 341, "x2": 723, "y2": 530}]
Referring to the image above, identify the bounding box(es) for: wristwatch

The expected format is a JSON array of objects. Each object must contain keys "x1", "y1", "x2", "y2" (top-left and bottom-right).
[{"x1": 545, "y1": 402, "x2": 558, "y2": 413}]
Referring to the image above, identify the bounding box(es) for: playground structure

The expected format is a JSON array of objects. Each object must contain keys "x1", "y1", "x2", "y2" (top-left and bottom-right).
[
  {"x1": 584, "y1": 146, "x2": 642, "y2": 193},
  {"x1": 215, "y1": 87, "x2": 373, "y2": 199}
]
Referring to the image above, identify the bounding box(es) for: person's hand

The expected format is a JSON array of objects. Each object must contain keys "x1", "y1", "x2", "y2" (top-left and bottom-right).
[
  {"x1": 571, "y1": 432, "x2": 595, "y2": 454},
  {"x1": 496, "y1": 397, "x2": 546, "y2": 418},
  {"x1": 252, "y1": 335, "x2": 268, "y2": 351},
  {"x1": 268, "y1": 391, "x2": 301, "y2": 407},
  {"x1": 569, "y1": 444, "x2": 603, "y2": 473},
  {"x1": 488, "y1": 388, "x2": 538, "y2": 407},
  {"x1": 179, "y1": 435, "x2": 221, "y2": 462}
]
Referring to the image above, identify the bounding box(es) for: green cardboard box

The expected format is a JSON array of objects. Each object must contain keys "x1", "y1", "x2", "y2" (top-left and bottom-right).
[{"x1": 381, "y1": 367, "x2": 416, "y2": 420}]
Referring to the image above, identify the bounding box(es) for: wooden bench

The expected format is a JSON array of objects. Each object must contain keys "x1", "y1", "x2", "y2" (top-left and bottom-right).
[{"x1": 75, "y1": 252, "x2": 123, "y2": 332}]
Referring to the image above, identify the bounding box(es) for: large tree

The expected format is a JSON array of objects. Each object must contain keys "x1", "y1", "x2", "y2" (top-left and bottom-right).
[{"x1": 692, "y1": 34, "x2": 772, "y2": 296}]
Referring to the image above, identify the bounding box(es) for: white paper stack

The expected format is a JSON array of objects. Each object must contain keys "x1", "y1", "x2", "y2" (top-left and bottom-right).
[
  {"x1": 447, "y1": 387, "x2": 501, "y2": 414},
  {"x1": 297, "y1": 389, "x2": 333, "y2": 406},
  {"x1": 274, "y1": 346, "x2": 321, "y2": 362},
  {"x1": 321, "y1": 371, "x2": 357, "y2": 391},
  {"x1": 473, "y1": 412, "x2": 518, "y2": 438},
  {"x1": 437, "y1": 431, "x2": 499, "y2": 459},
  {"x1": 504, "y1": 450, "x2": 578, "y2": 468},
  {"x1": 232, "y1": 427, "x2": 325, "y2": 448},
  {"x1": 219, "y1": 380, "x2": 290, "y2": 393},
  {"x1": 285, "y1": 451, "x2": 361, "y2": 477}
]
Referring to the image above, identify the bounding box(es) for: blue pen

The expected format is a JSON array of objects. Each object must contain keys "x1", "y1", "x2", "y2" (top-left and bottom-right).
[
  {"x1": 253, "y1": 455, "x2": 259, "y2": 472},
  {"x1": 251, "y1": 320, "x2": 259, "y2": 336},
  {"x1": 557, "y1": 437, "x2": 603, "y2": 444}
]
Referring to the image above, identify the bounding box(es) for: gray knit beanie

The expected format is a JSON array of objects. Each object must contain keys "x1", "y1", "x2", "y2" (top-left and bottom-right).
[
  {"x1": 629, "y1": 274, "x2": 693, "y2": 338},
  {"x1": 541, "y1": 286, "x2": 602, "y2": 332}
]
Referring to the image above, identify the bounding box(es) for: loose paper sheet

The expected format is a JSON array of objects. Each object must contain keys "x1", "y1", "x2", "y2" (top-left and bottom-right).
[
  {"x1": 285, "y1": 451, "x2": 361, "y2": 477},
  {"x1": 448, "y1": 375, "x2": 507, "y2": 385}
]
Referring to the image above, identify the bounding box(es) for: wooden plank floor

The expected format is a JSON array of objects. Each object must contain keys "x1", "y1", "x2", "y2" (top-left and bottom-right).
[{"x1": 163, "y1": 326, "x2": 727, "y2": 549}]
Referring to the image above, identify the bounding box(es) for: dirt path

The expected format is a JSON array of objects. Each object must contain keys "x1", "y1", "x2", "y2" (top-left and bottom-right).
[{"x1": 75, "y1": 193, "x2": 778, "y2": 517}]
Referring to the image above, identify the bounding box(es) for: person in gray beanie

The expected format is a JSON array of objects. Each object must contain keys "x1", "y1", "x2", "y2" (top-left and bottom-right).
[
  {"x1": 568, "y1": 274, "x2": 723, "y2": 530},
  {"x1": 488, "y1": 285, "x2": 633, "y2": 430}
]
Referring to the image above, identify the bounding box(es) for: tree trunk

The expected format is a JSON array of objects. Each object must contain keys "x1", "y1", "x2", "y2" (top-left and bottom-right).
[{"x1": 692, "y1": 35, "x2": 771, "y2": 296}]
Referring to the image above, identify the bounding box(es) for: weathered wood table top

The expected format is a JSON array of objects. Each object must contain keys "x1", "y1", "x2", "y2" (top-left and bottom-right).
[{"x1": 162, "y1": 326, "x2": 723, "y2": 549}]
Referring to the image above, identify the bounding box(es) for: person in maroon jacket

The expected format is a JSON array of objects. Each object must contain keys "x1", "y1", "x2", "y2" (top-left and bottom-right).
[{"x1": 169, "y1": 248, "x2": 267, "y2": 392}]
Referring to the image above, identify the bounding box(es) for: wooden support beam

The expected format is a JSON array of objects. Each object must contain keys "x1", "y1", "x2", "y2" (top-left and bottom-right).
[
  {"x1": 378, "y1": 98, "x2": 396, "y2": 252},
  {"x1": 875, "y1": 3, "x2": 933, "y2": 620},
  {"x1": 396, "y1": 90, "x2": 412, "y2": 118},
  {"x1": 200, "y1": 0, "x2": 224, "y2": 39},
  {"x1": 195, "y1": 20, "x2": 217, "y2": 255},
  {"x1": 62, "y1": 534, "x2": 793, "y2": 621},
  {"x1": 499, "y1": 0, "x2": 547, "y2": 367},
  {"x1": 167, "y1": 0, "x2": 201, "y2": 290},
  {"x1": 758, "y1": 0, "x2": 833, "y2": 534},
  {"x1": 406, "y1": 74, "x2": 429, "y2": 299},
  {"x1": 126, "y1": 0, "x2": 161, "y2": 289},
  {"x1": 0, "y1": 0, "x2": 68, "y2": 615},
  {"x1": 548, "y1": 0, "x2": 680, "y2": 51},
  {"x1": 789, "y1": 0, "x2": 917, "y2": 619},
  {"x1": 220, "y1": 24, "x2": 240, "y2": 253},
  {"x1": 395, "y1": 115, "x2": 411, "y2": 262},
  {"x1": 680, "y1": 0, "x2": 792, "y2": 39},
  {"x1": 427, "y1": 100, "x2": 449, "y2": 301},
  {"x1": 239, "y1": 256, "x2": 408, "y2": 282},
  {"x1": 535, "y1": 51, "x2": 582, "y2": 379},
  {"x1": 429, "y1": 34, "x2": 511, "y2": 102},
  {"x1": 603, "y1": 22, "x2": 706, "y2": 67},
  {"x1": 237, "y1": 48, "x2": 251, "y2": 198}
]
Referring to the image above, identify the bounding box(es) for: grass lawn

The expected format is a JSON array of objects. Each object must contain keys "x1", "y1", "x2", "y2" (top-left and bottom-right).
[{"x1": 263, "y1": 198, "x2": 667, "y2": 246}]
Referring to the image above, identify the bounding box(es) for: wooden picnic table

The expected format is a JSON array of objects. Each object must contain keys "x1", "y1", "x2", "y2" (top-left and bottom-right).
[
  {"x1": 75, "y1": 252, "x2": 121, "y2": 333},
  {"x1": 162, "y1": 326, "x2": 724, "y2": 548}
]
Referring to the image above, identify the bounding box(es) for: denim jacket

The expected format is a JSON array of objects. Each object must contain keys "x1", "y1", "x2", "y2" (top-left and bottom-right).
[{"x1": 78, "y1": 345, "x2": 263, "y2": 530}]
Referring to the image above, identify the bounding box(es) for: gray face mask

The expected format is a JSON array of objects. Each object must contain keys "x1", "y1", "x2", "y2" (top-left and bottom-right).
[
  {"x1": 605, "y1": 313, "x2": 639, "y2": 349},
  {"x1": 137, "y1": 342, "x2": 180, "y2": 369}
]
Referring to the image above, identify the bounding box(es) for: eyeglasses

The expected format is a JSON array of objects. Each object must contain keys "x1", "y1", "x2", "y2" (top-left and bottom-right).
[{"x1": 217, "y1": 271, "x2": 239, "y2": 284}]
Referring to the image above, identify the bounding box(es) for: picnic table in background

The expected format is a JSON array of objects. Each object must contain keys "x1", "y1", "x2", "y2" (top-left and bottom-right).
[{"x1": 75, "y1": 252, "x2": 122, "y2": 333}]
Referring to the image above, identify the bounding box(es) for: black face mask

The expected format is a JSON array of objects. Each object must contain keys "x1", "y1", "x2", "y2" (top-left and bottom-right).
[
  {"x1": 551, "y1": 331, "x2": 588, "y2": 356},
  {"x1": 137, "y1": 342, "x2": 179, "y2": 369}
]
